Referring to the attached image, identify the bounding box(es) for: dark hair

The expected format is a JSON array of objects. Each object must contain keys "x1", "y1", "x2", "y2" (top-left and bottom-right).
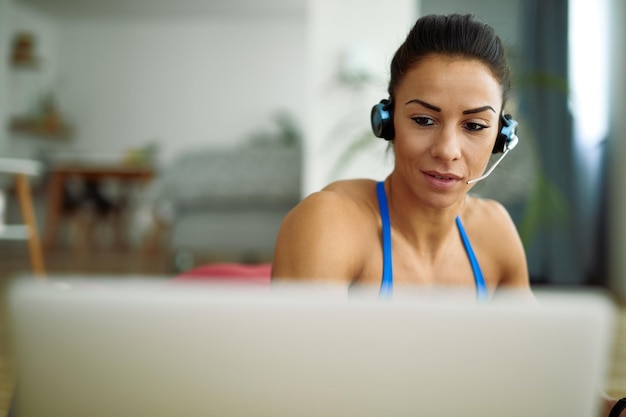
[{"x1": 388, "y1": 14, "x2": 511, "y2": 107}]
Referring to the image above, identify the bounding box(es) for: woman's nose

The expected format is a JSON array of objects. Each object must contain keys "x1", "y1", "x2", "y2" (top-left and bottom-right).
[{"x1": 429, "y1": 125, "x2": 462, "y2": 160}]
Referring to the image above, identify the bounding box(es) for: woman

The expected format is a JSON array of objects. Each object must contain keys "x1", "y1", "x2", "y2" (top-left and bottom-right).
[
  {"x1": 272, "y1": 14, "x2": 528, "y2": 298},
  {"x1": 272, "y1": 14, "x2": 626, "y2": 415}
]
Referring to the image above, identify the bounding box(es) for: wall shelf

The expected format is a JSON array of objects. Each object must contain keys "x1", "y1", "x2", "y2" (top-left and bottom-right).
[{"x1": 9, "y1": 117, "x2": 73, "y2": 140}]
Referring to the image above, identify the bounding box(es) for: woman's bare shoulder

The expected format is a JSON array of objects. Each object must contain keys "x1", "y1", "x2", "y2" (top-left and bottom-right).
[
  {"x1": 272, "y1": 179, "x2": 380, "y2": 283},
  {"x1": 462, "y1": 195, "x2": 529, "y2": 288},
  {"x1": 298, "y1": 178, "x2": 378, "y2": 216},
  {"x1": 463, "y1": 195, "x2": 511, "y2": 222},
  {"x1": 462, "y1": 195, "x2": 520, "y2": 249},
  {"x1": 322, "y1": 178, "x2": 379, "y2": 197}
]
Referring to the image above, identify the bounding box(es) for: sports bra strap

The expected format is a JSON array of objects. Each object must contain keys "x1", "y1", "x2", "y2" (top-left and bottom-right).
[
  {"x1": 376, "y1": 181, "x2": 488, "y2": 300},
  {"x1": 455, "y1": 216, "x2": 488, "y2": 301},
  {"x1": 376, "y1": 181, "x2": 393, "y2": 297}
]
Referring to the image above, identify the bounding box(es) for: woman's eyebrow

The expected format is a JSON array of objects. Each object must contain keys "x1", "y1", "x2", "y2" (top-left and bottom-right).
[
  {"x1": 405, "y1": 98, "x2": 441, "y2": 112},
  {"x1": 463, "y1": 105, "x2": 496, "y2": 114},
  {"x1": 405, "y1": 99, "x2": 495, "y2": 115}
]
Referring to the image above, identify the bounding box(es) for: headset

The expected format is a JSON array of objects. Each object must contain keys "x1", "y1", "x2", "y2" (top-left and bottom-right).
[{"x1": 370, "y1": 99, "x2": 519, "y2": 154}]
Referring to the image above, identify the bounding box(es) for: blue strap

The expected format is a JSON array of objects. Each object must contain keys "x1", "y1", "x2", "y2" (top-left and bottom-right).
[
  {"x1": 376, "y1": 181, "x2": 393, "y2": 297},
  {"x1": 377, "y1": 181, "x2": 487, "y2": 301},
  {"x1": 456, "y1": 216, "x2": 488, "y2": 301}
]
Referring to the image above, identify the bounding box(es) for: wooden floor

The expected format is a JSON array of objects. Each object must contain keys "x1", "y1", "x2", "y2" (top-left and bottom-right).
[{"x1": 2, "y1": 242, "x2": 626, "y2": 416}]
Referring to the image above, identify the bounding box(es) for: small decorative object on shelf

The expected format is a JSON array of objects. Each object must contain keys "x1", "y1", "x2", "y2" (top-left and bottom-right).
[{"x1": 11, "y1": 32, "x2": 39, "y2": 68}]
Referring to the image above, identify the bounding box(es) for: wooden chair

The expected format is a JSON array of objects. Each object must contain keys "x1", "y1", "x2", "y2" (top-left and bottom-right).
[{"x1": 0, "y1": 157, "x2": 46, "y2": 278}]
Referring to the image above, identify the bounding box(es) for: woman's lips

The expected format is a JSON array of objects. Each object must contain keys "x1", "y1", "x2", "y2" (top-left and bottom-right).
[{"x1": 423, "y1": 171, "x2": 462, "y2": 189}]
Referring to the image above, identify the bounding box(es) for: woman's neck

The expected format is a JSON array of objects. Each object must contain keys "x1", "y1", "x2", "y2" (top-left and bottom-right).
[{"x1": 384, "y1": 175, "x2": 465, "y2": 258}]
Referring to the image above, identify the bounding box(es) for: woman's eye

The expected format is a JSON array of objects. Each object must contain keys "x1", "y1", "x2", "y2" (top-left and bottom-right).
[
  {"x1": 412, "y1": 117, "x2": 434, "y2": 126},
  {"x1": 464, "y1": 122, "x2": 488, "y2": 132}
]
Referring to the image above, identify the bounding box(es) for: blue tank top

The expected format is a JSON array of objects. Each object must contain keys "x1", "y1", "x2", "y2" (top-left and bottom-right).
[{"x1": 376, "y1": 181, "x2": 488, "y2": 300}]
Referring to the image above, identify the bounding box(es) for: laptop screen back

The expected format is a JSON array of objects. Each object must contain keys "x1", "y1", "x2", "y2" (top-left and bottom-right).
[{"x1": 7, "y1": 279, "x2": 616, "y2": 417}]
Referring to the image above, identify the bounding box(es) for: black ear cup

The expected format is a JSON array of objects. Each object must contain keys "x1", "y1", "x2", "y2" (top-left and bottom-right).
[
  {"x1": 371, "y1": 99, "x2": 395, "y2": 140},
  {"x1": 493, "y1": 113, "x2": 519, "y2": 153}
]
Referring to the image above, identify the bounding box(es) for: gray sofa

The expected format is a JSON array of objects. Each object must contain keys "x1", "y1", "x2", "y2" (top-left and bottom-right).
[{"x1": 138, "y1": 140, "x2": 301, "y2": 270}]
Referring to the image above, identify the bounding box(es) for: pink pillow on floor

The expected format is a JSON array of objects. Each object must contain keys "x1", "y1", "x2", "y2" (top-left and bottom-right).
[{"x1": 173, "y1": 262, "x2": 272, "y2": 285}]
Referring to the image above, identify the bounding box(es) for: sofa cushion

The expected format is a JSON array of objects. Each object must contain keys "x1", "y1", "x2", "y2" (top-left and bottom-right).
[{"x1": 145, "y1": 142, "x2": 301, "y2": 212}]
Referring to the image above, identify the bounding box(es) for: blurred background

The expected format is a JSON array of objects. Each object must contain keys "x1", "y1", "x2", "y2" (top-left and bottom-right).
[{"x1": 0, "y1": 0, "x2": 624, "y2": 295}]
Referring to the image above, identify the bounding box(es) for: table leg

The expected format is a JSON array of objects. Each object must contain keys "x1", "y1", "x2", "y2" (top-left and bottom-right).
[
  {"x1": 43, "y1": 171, "x2": 64, "y2": 250},
  {"x1": 15, "y1": 173, "x2": 46, "y2": 278}
]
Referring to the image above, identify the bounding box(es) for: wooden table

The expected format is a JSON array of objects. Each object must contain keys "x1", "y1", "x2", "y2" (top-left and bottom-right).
[{"x1": 43, "y1": 164, "x2": 155, "y2": 250}]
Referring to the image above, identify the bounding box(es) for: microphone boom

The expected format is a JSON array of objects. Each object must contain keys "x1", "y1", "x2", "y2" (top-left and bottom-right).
[{"x1": 466, "y1": 134, "x2": 518, "y2": 185}]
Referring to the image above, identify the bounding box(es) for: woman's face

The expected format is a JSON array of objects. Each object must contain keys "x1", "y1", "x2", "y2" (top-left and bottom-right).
[{"x1": 391, "y1": 54, "x2": 503, "y2": 208}]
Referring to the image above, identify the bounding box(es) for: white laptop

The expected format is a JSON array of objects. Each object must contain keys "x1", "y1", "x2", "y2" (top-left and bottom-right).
[{"x1": 6, "y1": 277, "x2": 616, "y2": 417}]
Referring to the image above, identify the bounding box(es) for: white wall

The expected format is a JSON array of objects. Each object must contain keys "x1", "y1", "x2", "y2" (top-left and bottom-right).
[
  {"x1": 304, "y1": 0, "x2": 418, "y2": 195},
  {"x1": 2, "y1": 1, "x2": 65, "y2": 161},
  {"x1": 5, "y1": 3, "x2": 307, "y2": 163},
  {"x1": 55, "y1": 14, "x2": 306, "y2": 161},
  {"x1": 0, "y1": 0, "x2": 11, "y2": 150},
  {"x1": 9, "y1": 2, "x2": 60, "y2": 114}
]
